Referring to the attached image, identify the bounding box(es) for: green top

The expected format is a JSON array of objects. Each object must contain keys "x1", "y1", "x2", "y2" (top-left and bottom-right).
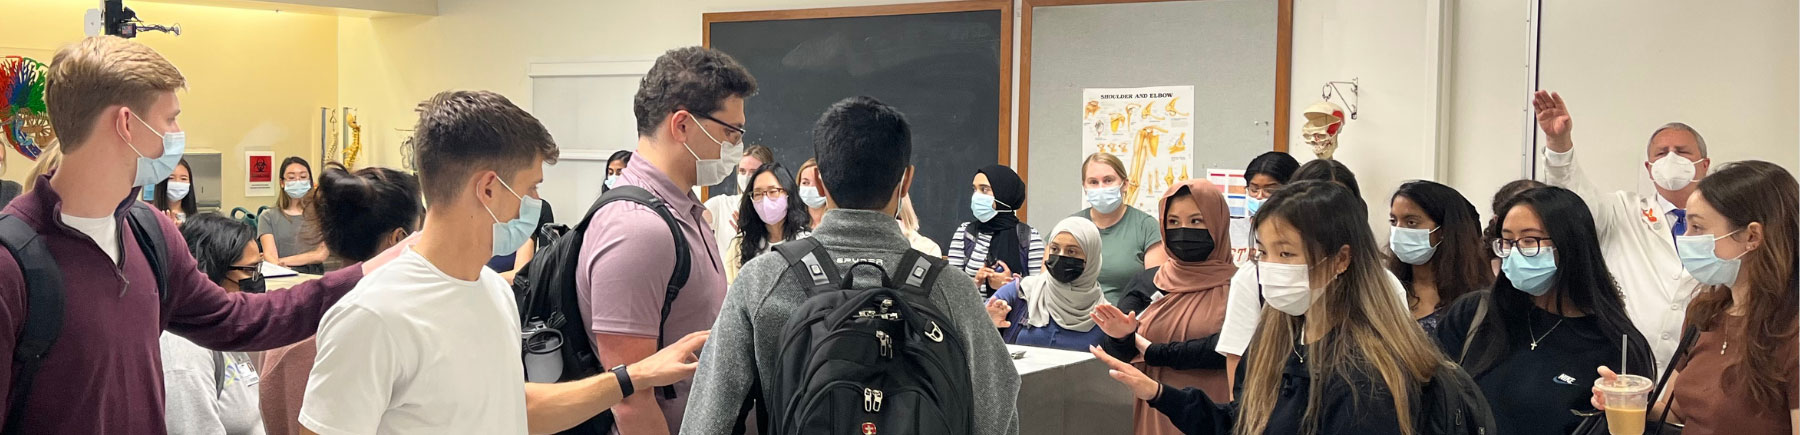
[{"x1": 1071, "y1": 206, "x2": 1162, "y2": 305}]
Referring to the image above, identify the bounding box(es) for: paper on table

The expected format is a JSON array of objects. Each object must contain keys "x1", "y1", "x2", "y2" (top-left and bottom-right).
[{"x1": 260, "y1": 261, "x2": 299, "y2": 278}]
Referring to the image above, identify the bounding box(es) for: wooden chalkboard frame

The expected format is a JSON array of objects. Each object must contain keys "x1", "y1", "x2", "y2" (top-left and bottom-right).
[
  {"x1": 701, "y1": 0, "x2": 1017, "y2": 215},
  {"x1": 1017, "y1": 0, "x2": 1294, "y2": 192}
]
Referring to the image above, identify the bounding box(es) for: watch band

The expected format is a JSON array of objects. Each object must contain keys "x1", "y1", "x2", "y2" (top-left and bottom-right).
[{"x1": 611, "y1": 365, "x2": 635, "y2": 398}]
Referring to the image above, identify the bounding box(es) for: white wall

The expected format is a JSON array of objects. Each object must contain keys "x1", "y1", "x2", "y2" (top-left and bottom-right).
[
  {"x1": 1286, "y1": 0, "x2": 1439, "y2": 241},
  {"x1": 1537, "y1": 0, "x2": 1798, "y2": 196}
]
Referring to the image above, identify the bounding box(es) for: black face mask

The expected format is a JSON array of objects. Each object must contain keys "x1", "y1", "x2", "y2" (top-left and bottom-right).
[
  {"x1": 1164, "y1": 228, "x2": 1215, "y2": 262},
  {"x1": 237, "y1": 275, "x2": 267, "y2": 294},
  {"x1": 1045, "y1": 254, "x2": 1086, "y2": 284}
]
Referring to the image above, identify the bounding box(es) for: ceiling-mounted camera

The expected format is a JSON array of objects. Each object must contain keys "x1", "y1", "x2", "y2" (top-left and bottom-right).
[{"x1": 86, "y1": 0, "x2": 180, "y2": 38}]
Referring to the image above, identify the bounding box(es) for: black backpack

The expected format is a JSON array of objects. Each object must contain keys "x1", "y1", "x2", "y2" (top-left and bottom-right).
[
  {"x1": 513, "y1": 186, "x2": 689, "y2": 435},
  {"x1": 0, "y1": 203, "x2": 168, "y2": 435},
  {"x1": 1417, "y1": 360, "x2": 1499, "y2": 435},
  {"x1": 764, "y1": 238, "x2": 975, "y2": 435}
]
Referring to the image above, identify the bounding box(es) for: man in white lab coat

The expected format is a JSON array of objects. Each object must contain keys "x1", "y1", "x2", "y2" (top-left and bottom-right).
[{"x1": 1532, "y1": 90, "x2": 1704, "y2": 371}]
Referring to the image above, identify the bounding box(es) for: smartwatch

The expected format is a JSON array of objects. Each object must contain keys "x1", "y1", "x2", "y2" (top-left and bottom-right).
[{"x1": 611, "y1": 365, "x2": 635, "y2": 398}]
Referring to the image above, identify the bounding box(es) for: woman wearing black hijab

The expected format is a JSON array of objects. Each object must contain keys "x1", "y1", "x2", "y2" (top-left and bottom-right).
[{"x1": 949, "y1": 164, "x2": 1046, "y2": 297}]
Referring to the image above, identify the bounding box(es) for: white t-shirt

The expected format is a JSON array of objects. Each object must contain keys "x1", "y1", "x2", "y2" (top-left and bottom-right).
[
  {"x1": 61, "y1": 213, "x2": 119, "y2": 264},
  {"x1": 704, "y1": 194, "x2": 741, "y2": 254},
  {"x1": 1215, "y1": 264, "x2": 1410, "y2": 356},
  {"x1": 300, "y1": 249, "x2": 527, "y2": 435}
]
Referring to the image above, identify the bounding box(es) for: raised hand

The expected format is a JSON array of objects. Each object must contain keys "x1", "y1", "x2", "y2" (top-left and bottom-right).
[
  {"x1": 1532, "y1": 90, "x2": 1574, "y2": 152},
  {"x1": 1091, "y1": 304, "x2": 1140, "y2": 339},
  {"x1": 985, "y1": 298, "x2": 1013, "y2": 328},
  {"x1": 1091, "y1": 345, "x2": 1160, "y2": 401},
  {"x1": 629, "y1": 330, "x2": 711, "y2": 388}
]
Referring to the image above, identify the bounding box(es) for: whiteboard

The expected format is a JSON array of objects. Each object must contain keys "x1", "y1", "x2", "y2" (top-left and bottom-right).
[{"x1": 528, "y1": 61, "x2": 654, "y2": 225}]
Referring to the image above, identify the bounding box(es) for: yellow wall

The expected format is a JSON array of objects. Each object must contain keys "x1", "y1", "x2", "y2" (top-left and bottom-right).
[{"x1": 1, "y1": 0, "x2": 337, "y2": 212}]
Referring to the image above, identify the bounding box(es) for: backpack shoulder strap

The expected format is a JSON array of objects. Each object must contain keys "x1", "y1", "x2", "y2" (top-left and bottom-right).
[
  {"x1": 124, "y1": 203, "x2": 169, "y2": 304},
  {"x1": 1458, "y1": 295, "x2": 1490, "y2": 365},
  {"x1": 892, "y1": 249, "x2": 948, "y2": 296},
  {"x1": 1015, "y1": 224, "x2": 1033, "y2": 251},
  {"x1": 586, "y1": 186, "x2": 691, "y2": 400},
  {"x1": 212, "y1": 351, "x2": 227, "y2": 399},
  {"x1": 0, "y1": 215, "x2": 61, "y2": 435},
  {"x1": 773, "y1": 238, "x2": 837, "y2": 292}
]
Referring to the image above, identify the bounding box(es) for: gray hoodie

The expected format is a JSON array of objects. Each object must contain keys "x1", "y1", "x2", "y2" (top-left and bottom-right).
[{"x1": 681, "y1": 209, "x2": 1020, "y2": 435}]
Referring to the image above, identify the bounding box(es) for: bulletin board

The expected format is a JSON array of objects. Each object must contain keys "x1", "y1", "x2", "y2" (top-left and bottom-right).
[{"x1": 1019, "y1": 0, "x2": 1292, "y2": 227}]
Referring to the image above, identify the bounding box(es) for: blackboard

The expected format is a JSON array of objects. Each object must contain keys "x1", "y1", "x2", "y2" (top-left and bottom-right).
[{"x1": 705, "y1": 2, "x2": 1012, "y2": 249}]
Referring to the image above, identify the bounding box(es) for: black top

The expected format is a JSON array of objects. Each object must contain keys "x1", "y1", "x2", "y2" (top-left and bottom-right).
[
  {"x1": 1149, "y1": 344, "x2": 1409, "y2": 434},
  {"x1": 1433, "y1": 293, "x2": 1618, "y2": 435},
  {"x1": 1102, "y1": 267, "x2": 1226, "y2": 371}
]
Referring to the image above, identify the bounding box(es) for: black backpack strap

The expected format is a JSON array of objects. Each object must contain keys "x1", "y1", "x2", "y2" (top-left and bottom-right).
[
  {"x1": 1458, "y1": 295, "x2": 1490, "y2": 365},
  {"x1": 212, "y1": 351, "x2": 227, "y2": 399},
  {"x1": 773, "y1": 238, "x2": 837, "y2": 292},
  {"x1": 124, "y1": 203, "x2": 169, "y2": 304},
  {"x1": 892, "y1": 249, "x2": 947, "y2": 296},
  {"x1": 1650, "y1": 325, "x2": 1700, "y2": 433},
  {"x1": 0, "y1": 215, "x2": 61, "y2": 435},
  {"x1": 586, "y1": 186, "x2": 690, "y2": 400}
]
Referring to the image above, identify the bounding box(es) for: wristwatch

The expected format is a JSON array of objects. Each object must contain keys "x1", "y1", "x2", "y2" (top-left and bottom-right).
[{"x1": 611, "y1": 365, "x2": 635, "y2": 398}]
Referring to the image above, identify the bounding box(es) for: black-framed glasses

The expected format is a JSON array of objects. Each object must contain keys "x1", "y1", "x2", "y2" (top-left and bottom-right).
[
  {"x1": 691, "y1": 112, "x2": 746, "y2": 137},
  {"x1": 1491, "y1": 237, "x2": 1553, "y2": 258},
  {"x1": 750, "y1": 187, "x2": 788, "y2": 201},
  {"x1": 228, "y1": 265, "x2": 263, "y2": 279}
]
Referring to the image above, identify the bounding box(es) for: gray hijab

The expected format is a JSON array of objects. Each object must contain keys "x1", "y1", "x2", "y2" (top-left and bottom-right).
[{"x1": 1018, "y1": 217, "x2": 1104, "y2": 331}]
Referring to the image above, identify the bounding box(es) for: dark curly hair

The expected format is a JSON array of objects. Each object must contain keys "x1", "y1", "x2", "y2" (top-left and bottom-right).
[
  {"x1": 632, "y1": 46, "x2": 758, "y2": 137},
  {"x1": 309, "y1": 163, "x2": 424, "y2": 262}
]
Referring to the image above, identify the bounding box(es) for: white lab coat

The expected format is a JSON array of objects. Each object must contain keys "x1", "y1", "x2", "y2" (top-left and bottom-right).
[{"x1": 1543, "y1": 149, "x2": 1701, "y2": 372}]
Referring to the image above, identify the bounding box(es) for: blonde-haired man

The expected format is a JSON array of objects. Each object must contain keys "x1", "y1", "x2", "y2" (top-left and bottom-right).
[{"x1": 0, "y1": 36, "x2": 372, "y2": 434}]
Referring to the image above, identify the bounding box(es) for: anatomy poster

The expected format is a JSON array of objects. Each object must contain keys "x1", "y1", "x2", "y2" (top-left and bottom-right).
[{"x1": 1082, "y1": 86, "x2": 1195, "y2": 213}]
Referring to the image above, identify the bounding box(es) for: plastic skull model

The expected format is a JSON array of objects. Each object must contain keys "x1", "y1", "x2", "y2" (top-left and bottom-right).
[{"x1": 1302, "y1": 101, "x2": 1346, "y2": 160}]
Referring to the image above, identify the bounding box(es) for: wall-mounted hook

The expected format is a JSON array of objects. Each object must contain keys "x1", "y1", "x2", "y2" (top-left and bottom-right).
[{"x1": 1321, "y1": 78, "x2": 1360, "y2": 120}]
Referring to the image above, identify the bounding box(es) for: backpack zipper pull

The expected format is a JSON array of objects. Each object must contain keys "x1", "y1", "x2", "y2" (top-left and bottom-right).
[
  {"x1": 872, "y1": 389, "x2": 884, "y2": 413},
  {"x1": 863, "y1": 388, "x2": 874, "y2": 412},
  {"x1": 876, "y1": 330, "x2": 892, "y2": 358}
]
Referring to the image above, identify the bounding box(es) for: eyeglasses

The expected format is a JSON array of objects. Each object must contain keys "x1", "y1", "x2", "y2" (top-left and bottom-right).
[
  {"x1": 750, "y1": 187, "x2": 788, "y2": 201},
  {"x1": 1246, "y1": 184, "x2": 1279, "y2": 197},
  {"x1": 691, "y1": 112, "x2": 746, "y2": 138},
  {"x1": 228, "y1": 265, "x2": 263, "y2": 279},
  {"x1": 1491, "y1": 237, "x2": 1554, "y2": 257}
]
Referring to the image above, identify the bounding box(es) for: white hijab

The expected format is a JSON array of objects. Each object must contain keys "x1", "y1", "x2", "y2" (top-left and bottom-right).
[{"x1": 1018, "y1": 217, "x2": 1104, "y2": 331}]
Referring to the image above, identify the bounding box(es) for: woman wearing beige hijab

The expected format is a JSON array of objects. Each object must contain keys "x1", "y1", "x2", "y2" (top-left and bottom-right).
[
  {"x1": 1091, "y1": 179, "x2": 1238, "y2": 435},
  {"x1": 983, "y1": 217, "x2": 1107, "y2": 351}
]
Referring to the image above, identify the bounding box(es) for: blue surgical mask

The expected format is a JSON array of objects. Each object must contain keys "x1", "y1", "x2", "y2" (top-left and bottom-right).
[
  {"x1": 485, "y1": 177, "x2": 543, "y2": 256},
  {"x1": 604, "y1": 175, "x2": 619, "y2": 189},
  {"x1": 1502, "y1": 246, "x2": 1558, "y2": 296},
  {"x1": 284, "y1": 180, "x2": 312, "y2": 198},
  {"x1": 1246, "y1": 196, "x2": 1266, "y2": 216},
  {"x1": 971, "y1": 192, "x2": 1000, "y2": 222},
  {"x1": 1677, "y1": 231, "x2": 1746, "y2": 286},
  {"x1": 800, "y1": 186, "x2": 827, "y2": 209},
  {"x1": 1085, "y1": 186, "x2": 1123, "y2": 214},
  {"x1": 1389, "y1": 226, "x2": 1439, "y2": 265},
  {"x1": 125, "y1": 112, "x2": 186, "y2": 188}
]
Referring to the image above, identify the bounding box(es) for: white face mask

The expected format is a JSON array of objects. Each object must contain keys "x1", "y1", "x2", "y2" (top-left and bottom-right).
[
  {"x1": 1649, "y1": 153, "x2": 1700, "y2": 191},
  {"x1": 736, "y1": 174, "x2": 751, "y2": 193},
  {"x1": 1257, "y1": 262, "x2": 1317, "y2": 316},
  {"x1": 683, "y1": 116, "x2": 743, "y2": 187}
]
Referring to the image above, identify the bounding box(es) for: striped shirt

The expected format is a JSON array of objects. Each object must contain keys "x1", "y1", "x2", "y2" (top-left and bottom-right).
[{"x1": 947, "y1": 222, "x2": 1045, "y2": 295}]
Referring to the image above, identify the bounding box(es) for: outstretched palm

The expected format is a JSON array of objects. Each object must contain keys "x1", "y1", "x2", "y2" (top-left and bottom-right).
[{"x1": 1532, "y1": 91, "x2": 1574, "y2": 150}]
